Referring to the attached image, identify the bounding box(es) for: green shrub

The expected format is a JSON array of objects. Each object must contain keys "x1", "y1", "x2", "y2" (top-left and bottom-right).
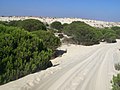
[
  {"x1": 63, "y1": 21, "x2": 117, "y2": 45},
  {"x1": 0, "y1": 24, "x2": 52, "y2": 85},
  {"x1": 101, "y1": 28, "x2": 117, "y2": 43},
  {"x1": 50, "y1": 21, "x2": 63, "y2": 31},
  {"x1": 19, "y1": 19, "x2": 46, "y2": 31},
  {"x1": 115, "y1": 63, "x2": 120, "y2": 71},
  {"x1": 112, "y1": 74, "x2": 120, "y2": 90},
  {"x1": 2, "y1": 19, "x2": 47, "y2": 32},
  {"x1": 32, "y1": 30, "x2": 61, "y2": 50},
  {"x1": 111, "y1": 26, "x2": 120, "y2": 39},
  {"x1": 63, "y1": 21, "x2": 101, "y2": 45},
  {"x1": 112, "y1": 63, "x2": 120, "y2": 90}
]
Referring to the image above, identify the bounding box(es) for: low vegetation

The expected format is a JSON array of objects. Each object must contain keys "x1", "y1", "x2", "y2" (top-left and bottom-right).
[
  {"x1": 50, "y1": 21, "x2": 118, "y2": 45},
  {"x1": 32, "y1": 30, "x2": 61, "y2": 51},
  {"x1": 62, "y1": 21, "x2": 114, "y2": 45},
  {"x1": 100, "y1": 28, "x2": 117, "y2": 43},
  {"x1": 115, "y1": 63, "x2": 120, "y2": 71},
  {"x1": 0, "y1": 19, "x2": 47, "y2": 31},
  {"x1": 50, "y1": 21, "x2": 63, "y2": 32},
  {"x1": 112, "y1": 74, "x2": 120, "y2": 90},
  {"x1": 0, "y1": 19, "x2": 120, "y2": 85},
  {"x1": 112, "y1": 63, "x2": 120, "y2": 90},
  {"x1": 0, "y1": 24, "x2": 60, "y2": 85},
  {"x1": 50, "y1": 21, "x2": 99, "y2": 45},
  {"x1": 111, "y1": 26, "x2": 120, "y2": 39}
]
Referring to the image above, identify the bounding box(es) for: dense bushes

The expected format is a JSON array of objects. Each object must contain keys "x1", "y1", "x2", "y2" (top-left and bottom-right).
[
  {"x1": 0, "y1": 25, "x2": 52, "y2": 85},
  {"x1": 0, "y1": 19, "x2": 47, "y2": 32},
  {"x1": 63, "y1": 21, "x2": 102, "y2": 45},
  {"x1": 62, "y1": 21, "x2": 118, "y2": 45},
  {"x1": 112, "y1": 74, "x2": 120, "y2": 90},
  {"x1": 0, "y1": 21, "x2": 8, "y2": 26},
  {"x1": 100, "y1": 28, "x2": 117, "y2": 43},
  {"x1": 0, "y1": 18, "x2": 120, "y2": 86},
  {"x1": 50, "y1": 21, "x2": 63, "y2": 31},
  {"x1": 112, "y1": 62, "x2": 120, "y2": 90},
  {"x1": 115, "y1": 63, "x2": 120, "y2": 71},
  {"x1": 18, "y1": 19, "x2": 47, "y2": 31},
  {"x1": 1, "y1": 20, "x2": 119, "y2": 45},
  {"x1": 111, "y1": 26, "x2": 120, "y2": 39},
  {"x1": 32, "y1": 30, "x2": 61, "y2": 50}
]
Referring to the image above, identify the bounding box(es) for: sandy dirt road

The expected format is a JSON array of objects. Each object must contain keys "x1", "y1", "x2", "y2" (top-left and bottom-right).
[
  {"x1": 0, "y1": 41, "x2": 120, "y2": 90},
  {"x1": 32, "y1": 42, "x2": 119, "y2": 90}
]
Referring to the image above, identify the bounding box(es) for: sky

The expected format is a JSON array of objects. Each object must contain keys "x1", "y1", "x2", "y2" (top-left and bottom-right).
[{"x1": 0, "y1": 0, "x2": 120, "y2": 22}]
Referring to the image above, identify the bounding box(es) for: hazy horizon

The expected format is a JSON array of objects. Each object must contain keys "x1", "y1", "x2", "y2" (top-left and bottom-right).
[{"x1": 0, "y1": 0, "x2": 120, "y2": 22}]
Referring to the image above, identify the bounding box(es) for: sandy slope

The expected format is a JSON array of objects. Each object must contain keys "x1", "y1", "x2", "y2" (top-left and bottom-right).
[
  {"x1": 0, "y1": 16, "x2": 120, "y2": 28},
  {"x1": 0, "y1": 41, "x2": 120, "y2": 90}
]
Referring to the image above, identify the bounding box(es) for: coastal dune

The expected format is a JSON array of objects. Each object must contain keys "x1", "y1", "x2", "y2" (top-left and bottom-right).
[{"x1": 0, "y1": 16, "x2": 120, "y2": 28}]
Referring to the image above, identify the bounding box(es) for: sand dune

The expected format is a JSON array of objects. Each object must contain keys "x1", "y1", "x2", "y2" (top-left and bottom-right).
[
  {"x1": 0, "y1": 41, "x2": 120, "y2": 90},
  {"x1": 0, "y1": 16, "x2": 120, "y2": 28}
]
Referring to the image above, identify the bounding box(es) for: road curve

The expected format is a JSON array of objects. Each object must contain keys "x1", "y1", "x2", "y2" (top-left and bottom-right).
[
  {"x1": 1, "y1": 42, "x2": 119, "y2": 90},
  {"x1": 29, "y1": 42, "x2": 120, "y2": 90}
]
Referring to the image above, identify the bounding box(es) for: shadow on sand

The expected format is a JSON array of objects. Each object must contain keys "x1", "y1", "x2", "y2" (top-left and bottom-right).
[{"x1": 54, "y1": 49, "x2": 67, "y2": 58}]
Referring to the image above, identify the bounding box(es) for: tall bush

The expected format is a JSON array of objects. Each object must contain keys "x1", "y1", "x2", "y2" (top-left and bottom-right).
[
  {"x1": 50, "y1": 21, "x2": 63, "y2": 30},
  {"x1": 63, "y1": 21, "x2": 101, "y2": 45},
  {"x1": 32, "y1": 30, "x2": 61, "y2": 50},
  {"x1": 0, "y1": 25, "x2": 52, "y2": 85}
]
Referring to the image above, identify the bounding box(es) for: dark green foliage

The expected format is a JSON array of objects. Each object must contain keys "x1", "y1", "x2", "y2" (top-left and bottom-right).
[
  {"x1": 19, "y1": 19, "x2": 46, "y2": 31},
  {"x1": 63, "y1": 23, "x2": 69, "y2": 27},
  {"x1": 7, "y1": 20, "x2": 20, "y2": 27},
  {"x1": 0, "y1": 21, "x2": 8, "y2": 25},
  {"x1": 100, "y1": 28, "x2": 117, "y2": 43},
  {"x1": 32, "y1": 30, "x2": 61, "y2": 50},
  {"x1": 0, "y1": 25, "x2": 52, "y2": 85},
  {"x1": 111, "y1": 26, "x2": 120, "y2": 31},
  {"x1": 63, "y1": 21, "x2": 101, "y2": 45},
  {"x1": 115, "y1": 63, "x2": 120, "y2": 71},
  {"x1": 111, "y1": 26, "x2": 120, "y2": 39},
  {"x1": 112, "y1": 74, "x2": 120, "y2": 90},
  {"x1": 0, "y1": 19, "x2": 47, "y2": 32},
  {"x1": 63, "y1": 21, "x2": 117, "y2": 45},
  {"x1": 112, "y1": 63, "x2": 120, "y2": 90},
  {"x1": 50, "y1": 21, "x2": 63, "y2": 30}
]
